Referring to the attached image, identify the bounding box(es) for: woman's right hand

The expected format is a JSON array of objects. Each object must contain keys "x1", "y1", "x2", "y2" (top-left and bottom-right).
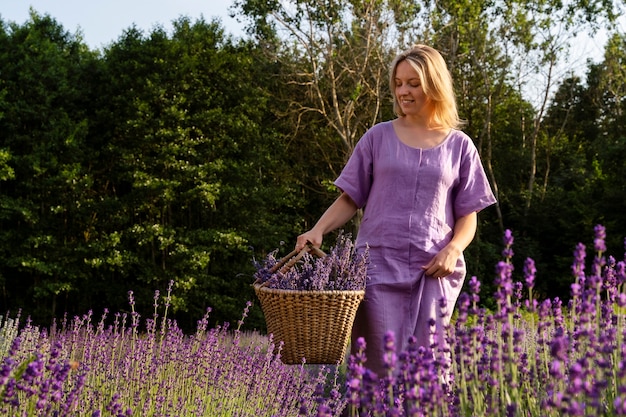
[
  {"x1": 295, "y1": 229, "x2": 323, "y2": 251},
  {"x1": 294, "y1": 192, "x2": 358, "y2": 251}
]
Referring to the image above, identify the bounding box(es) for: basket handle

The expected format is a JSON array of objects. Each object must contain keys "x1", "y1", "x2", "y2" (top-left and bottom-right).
[{"x1": 269, "y1": 243, "x2": 326, "y2": 274}]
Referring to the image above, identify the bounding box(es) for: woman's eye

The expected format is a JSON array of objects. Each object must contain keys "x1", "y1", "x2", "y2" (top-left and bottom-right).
[{"x1": 395, "y1": 81, "x2": 420, "y2": 88}]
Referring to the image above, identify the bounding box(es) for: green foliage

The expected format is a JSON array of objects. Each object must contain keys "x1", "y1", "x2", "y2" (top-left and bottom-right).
[
  {"x1": 0, "y1": 13, "x2": 300, "y2": 331},
  {"x1": 0, "y1": 11, "x2": 97, "y2": 320},
  {"x1": 88, "y1": 18, "x2": 304, "y2": 330}
]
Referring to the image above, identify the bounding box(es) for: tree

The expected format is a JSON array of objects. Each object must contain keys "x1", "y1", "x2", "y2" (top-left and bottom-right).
[
  {"x1": 89, "y1": 18, "x2": 302, "y2": 329},
  {"x1": 0, "y1": 14, "x2": 303, "y2": 329},
  {"x1": 0, "y1": 11, "x2": 99, "y2": 320},
  {"x1": 233, "y1": 0, "x2": 419, "y2": 234},
  {"x1": 234, "y1": 0, "x2": 405, "y2": 157},
  {"x1": 587, "y1": 32, "x2": 626, "y2": 252}
]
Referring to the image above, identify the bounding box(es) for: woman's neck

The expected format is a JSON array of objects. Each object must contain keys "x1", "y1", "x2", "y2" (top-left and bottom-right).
[{"x1": 392, "y1": 117, "x2": 450, "y2": 149}]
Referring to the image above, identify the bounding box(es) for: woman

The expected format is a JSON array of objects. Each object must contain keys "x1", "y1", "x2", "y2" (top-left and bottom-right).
[{"x1": 296, "y1": 44, "x2": 496, "y2": 375}]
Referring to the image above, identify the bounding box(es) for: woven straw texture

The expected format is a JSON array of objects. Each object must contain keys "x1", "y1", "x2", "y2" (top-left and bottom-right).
[{"x1": 254, "y1": 284, "x2": 364, "y2": 365}]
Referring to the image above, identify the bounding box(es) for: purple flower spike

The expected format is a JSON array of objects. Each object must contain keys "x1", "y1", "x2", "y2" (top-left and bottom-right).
[
  {"x1": 568, "y1": 400, "x2": 586, "y2": 416},
  {"x1": 591, "y1": 224, "x2": 608, "y2": 278},
  {"x1": 524, "y1": 258, "x2": 536, "y2": 289},
  {"x1": 315, "y1": 404, "x2": 332, "y2": 417},
  {"x1": 383, "y1": 331, "x2": 398, "y2": 372},
  {"x1": 469, "y1": 275, "x2": 480, "y2": 295},
  {"x1": 298, "y1": 402, "x2": 309, "y2": 417},
  {"x1": 614, "y1": 397, "x2": 626, "y2": 415},
  {"x1": 550, "y1": 331, "x2": 569, "y2": 361},
  {"x1": 502, "y1": 229, "x2": 514, "y2": 259},
  {"x1": 495, "y1": 261, "x2": 514, "y2": 292},
  {"x1": 384, "y1": 331, "x2": 396, "y2": 353},
  {"x1": 594, "y1": 224, "x2": 607, "y2": 252},
  {"x1": 503, "y1": 229, "x2": 514, "y2": 247},
  {"x1": 571, "y1": 282, "x2": 582, "y2": 298},
  {"x1": 616, "y1": 261, "x2": 626, "y2": 285},
  {"x1": 618, "y1": 293, "x2": 626, "y2": 308},
  {"x1": 549, "y1": 359, "x2": 563, "y2": 378},
  {"x1": 355, "y1": 337, "x2": 366, "y2": 352},
  {"x1": 468, "y1": 275, "x2": 481, "y2": 308},
  {"x1": 572, "y1": 242, "x2": 587, "y2": 281}
]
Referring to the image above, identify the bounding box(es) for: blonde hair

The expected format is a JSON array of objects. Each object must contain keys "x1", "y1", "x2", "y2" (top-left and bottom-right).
[{"x1": 389, "y1": 44, "x2": 463, "y2": 129}]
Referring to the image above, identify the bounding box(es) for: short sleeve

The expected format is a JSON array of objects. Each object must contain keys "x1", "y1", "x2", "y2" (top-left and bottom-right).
[
  {"x1": 334, "y1": 131, "x2": 374, "y2": 209},
  {"x1": 453, "y1": 139, "x2": 497, "y2": 218}
]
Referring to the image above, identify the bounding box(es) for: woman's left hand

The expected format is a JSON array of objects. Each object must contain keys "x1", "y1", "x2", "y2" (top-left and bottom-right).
[
  {"x1": 421, "y1": 244, "x2": 461, "y2": 278},
  {"x1": 423, "y1": 212, "x2": 477, "y2": 278}
]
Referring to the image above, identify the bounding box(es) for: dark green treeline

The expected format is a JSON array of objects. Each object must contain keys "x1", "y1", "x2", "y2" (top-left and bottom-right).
[
  {"x1": 0, "y1": 7, "x2": 624, "y2": 331},
  {"x1": 0, "y1": 13, "x2": 304, "y2": 330}
]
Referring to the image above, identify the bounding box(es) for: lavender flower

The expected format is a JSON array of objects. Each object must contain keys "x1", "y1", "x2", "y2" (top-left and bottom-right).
[
  {"x1": 502, "y1": 229, "x2": 514, "y2": 260},
  {"x1": 468, "y1": 275, "x2": 480, "y2": 295},
  {"x1": 571, "y1": 242, "x2": 587, "y2": 290},
  {"x1": 524, "y1": 257, "x2": 536, "y2": 290},
  {"x1": 594, "y1": 224, "x2": 607, "y2": 253},
  {"x1": 616, "y1": 261, "x2": 626, "y2": 286},
  {"x1": 2, "y1": 224, "x2": 626, "y2": 417},
  {"x1": 593, "y1": 224, "x2": 607, "y2": 277}
]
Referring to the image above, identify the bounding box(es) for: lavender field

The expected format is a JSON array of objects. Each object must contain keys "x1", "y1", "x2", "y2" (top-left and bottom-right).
[{"x1": 1, "y1": 225, "x2": 626, "y2": 416}]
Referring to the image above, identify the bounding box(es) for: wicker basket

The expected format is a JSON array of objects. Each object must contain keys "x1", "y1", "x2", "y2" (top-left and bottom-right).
[{"x1": 253, "y1": 246, "x2": 365, "y2": 365}]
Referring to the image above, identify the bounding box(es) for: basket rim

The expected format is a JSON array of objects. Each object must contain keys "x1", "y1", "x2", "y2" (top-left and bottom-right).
[{"x1": 253, "y1": 283, "x2": 365, "y2": 296}]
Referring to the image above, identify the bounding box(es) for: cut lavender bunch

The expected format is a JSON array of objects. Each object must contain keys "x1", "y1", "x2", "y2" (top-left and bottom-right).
[{"x1": 253, "y1": 232, "x2": 369, "y2": 292}]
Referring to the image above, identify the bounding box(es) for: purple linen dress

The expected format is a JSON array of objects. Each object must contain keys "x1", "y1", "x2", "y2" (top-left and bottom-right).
[{"x1": 335, "y1": 121, "x2": 497, "y2": 375}]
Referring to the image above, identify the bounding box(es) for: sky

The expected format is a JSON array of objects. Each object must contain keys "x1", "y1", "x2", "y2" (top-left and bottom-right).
[
  {"x1": 1, "y1": 0, "x2": 246, "y2": 49},
  {"x1": 2, "y1": 0, "x2": 621, "y2": 59}
]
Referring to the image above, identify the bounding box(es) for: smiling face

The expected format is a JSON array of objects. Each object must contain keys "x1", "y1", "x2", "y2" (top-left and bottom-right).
[
  {"x1": 393, "y1": 60, "x2": 432, "y2": 120},
  {"x1": 388, "y1": 45, "x2": 461, "y2": 129}
]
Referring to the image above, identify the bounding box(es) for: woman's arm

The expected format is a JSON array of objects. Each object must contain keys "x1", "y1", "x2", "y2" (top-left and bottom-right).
[
  {"x1": 295, "y1": 192, "x2": 358, "y2": 250},
  {"x1": 422, "y1": 211, "x2": 478, "y2": 278}
]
